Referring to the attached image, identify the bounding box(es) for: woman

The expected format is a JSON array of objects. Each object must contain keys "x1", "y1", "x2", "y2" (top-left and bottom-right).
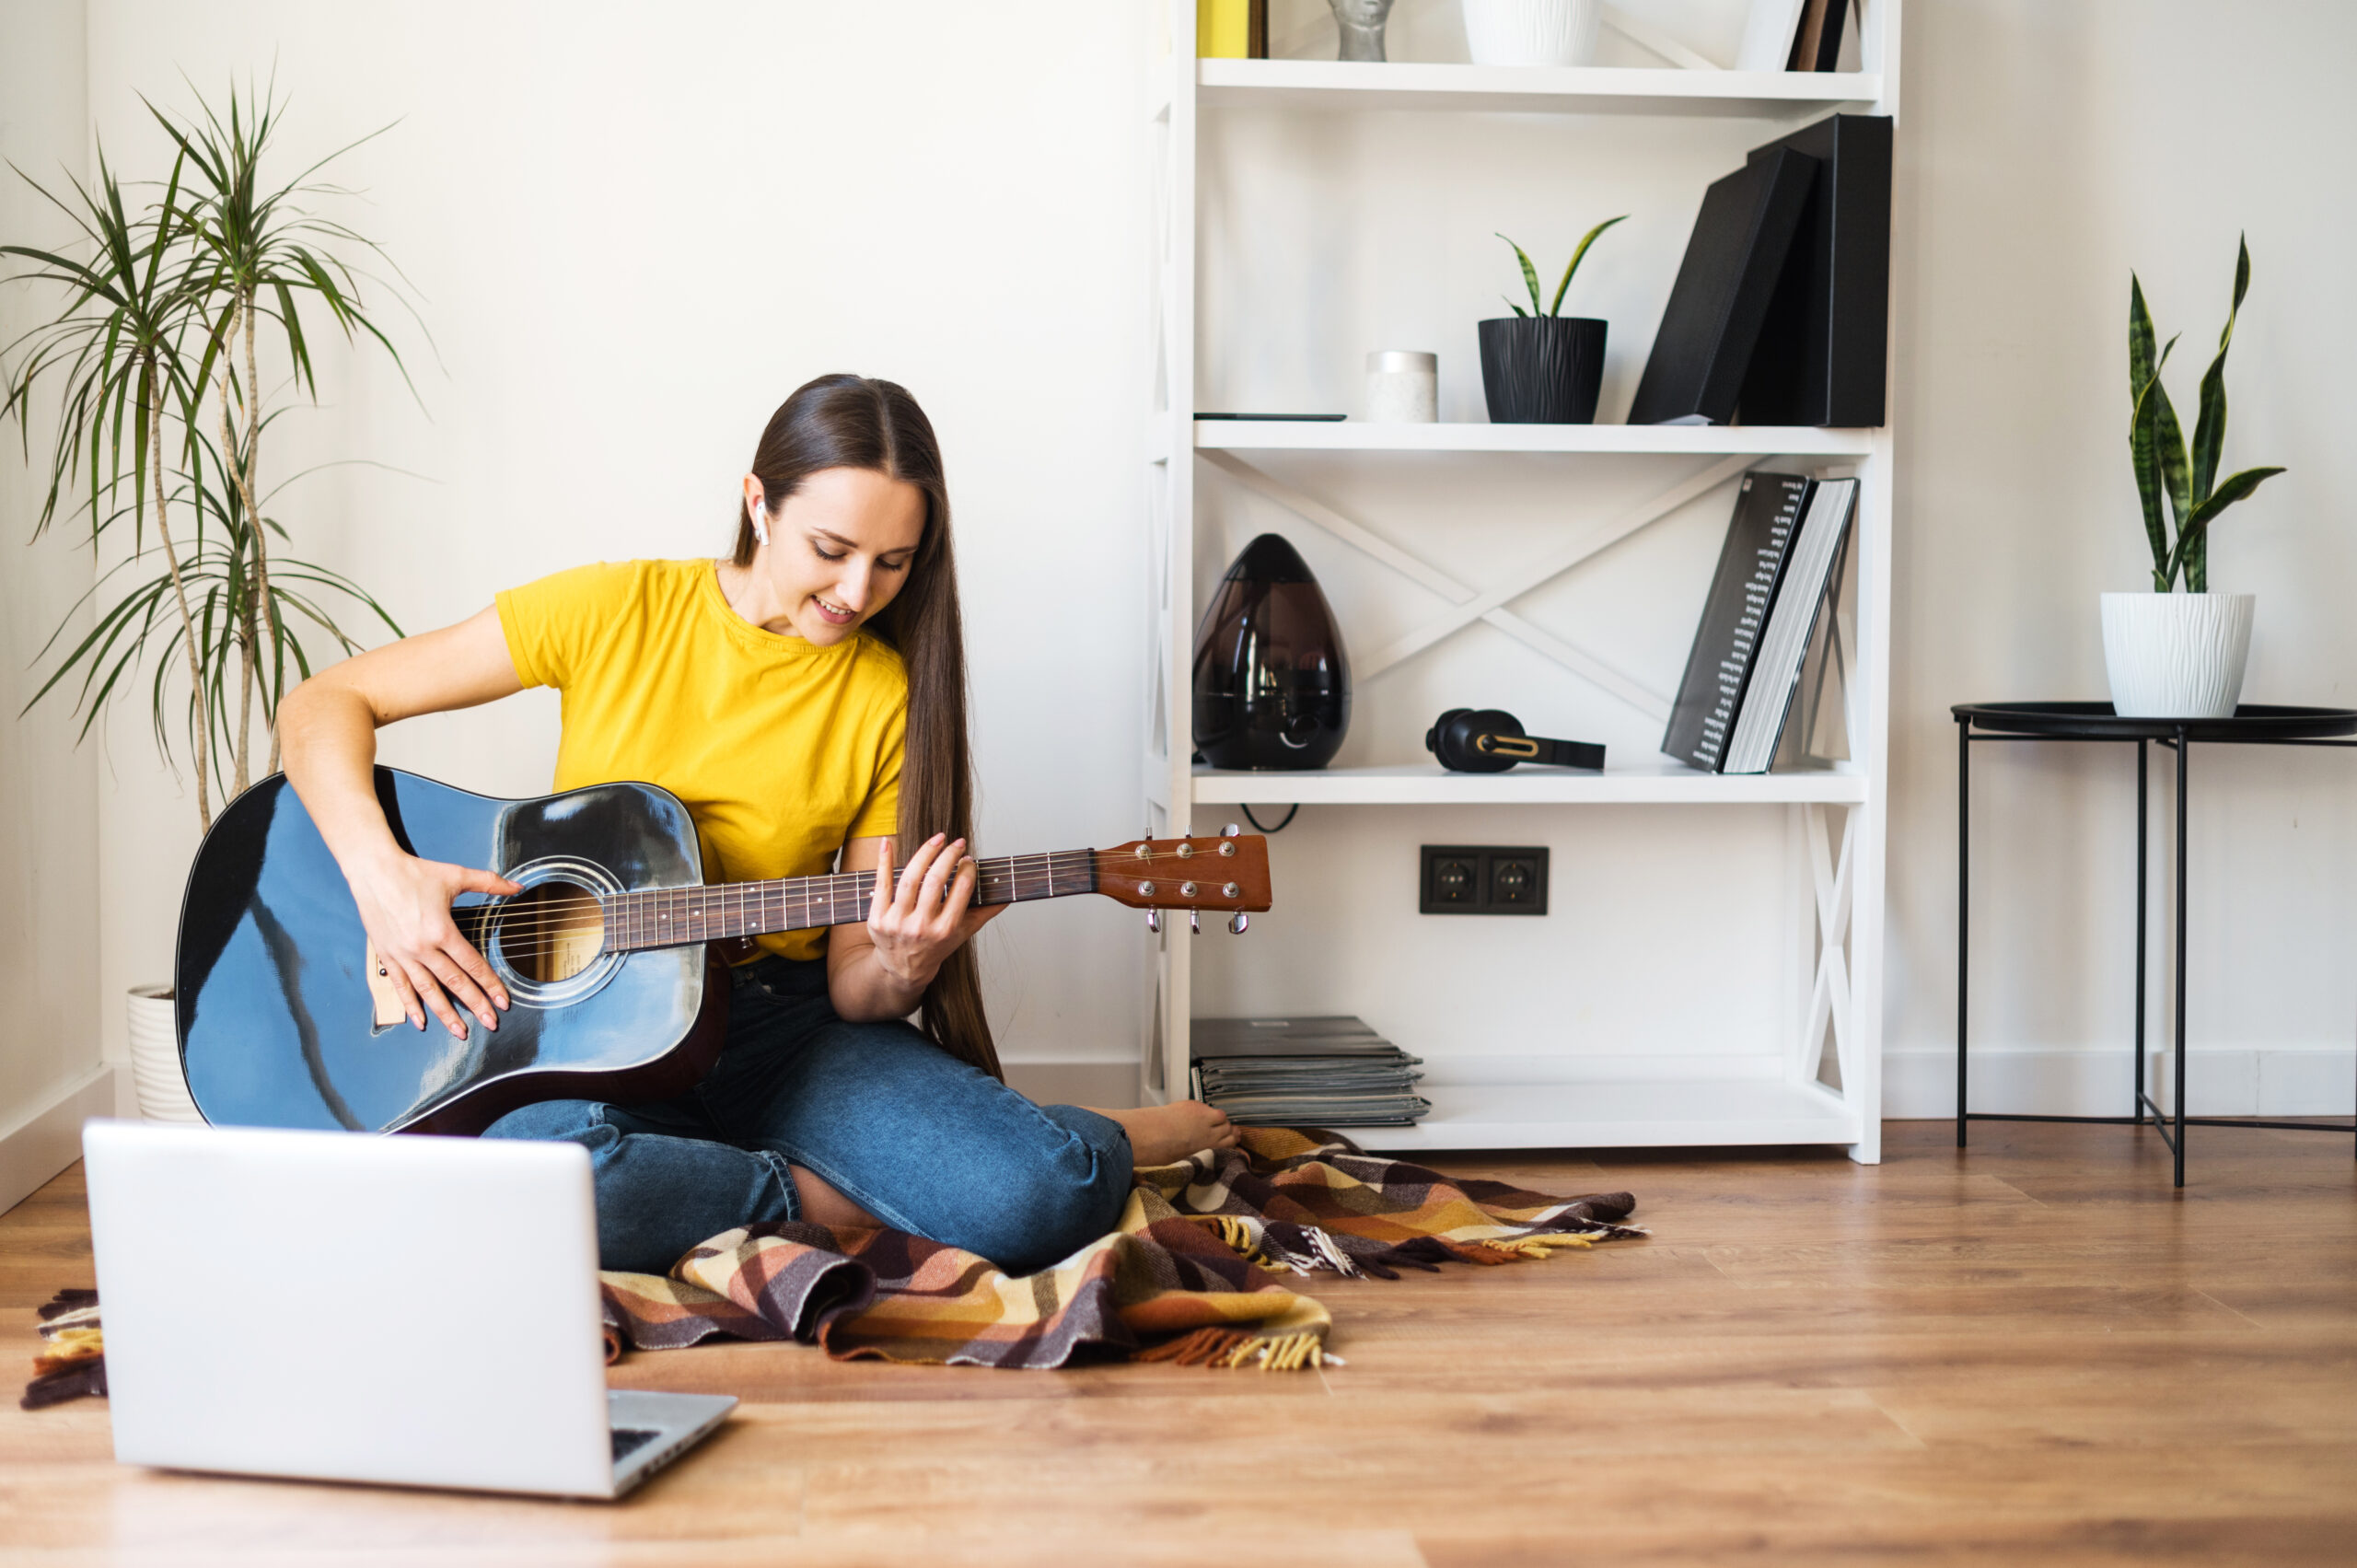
[{"x1": 279, "y1": 374, "x2": 1236, "y2": 1275}]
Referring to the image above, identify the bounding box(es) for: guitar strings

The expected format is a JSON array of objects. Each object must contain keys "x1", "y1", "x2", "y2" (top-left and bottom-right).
[
  {"x1": 475, "y1": 879, "x2": 1082, "y2": 953},
  {"x1": 467, "y1": 862, "x2": 1091, "y2": 934},
  {"x1": 477, "y1": 839, "x2": 1246, "y2": 925},
  {"x1": 456, "y1": 854, "x2": 1114, "y2": 965},
  {"x1": 460, "y1": 853, "x2": 1090, "y2": 920},
  {"x1": 441, "y1": 841, "x2": 1255, "y2": 961}
]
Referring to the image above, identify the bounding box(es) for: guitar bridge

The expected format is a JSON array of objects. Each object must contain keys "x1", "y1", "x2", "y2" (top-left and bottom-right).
[{"x1": 364, "y1": 941, "x2": 407, "y2": 1029}]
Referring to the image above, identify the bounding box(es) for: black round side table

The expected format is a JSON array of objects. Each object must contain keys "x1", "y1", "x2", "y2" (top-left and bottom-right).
[{"x1": 1953, "y1": 701, "x2": 2357, "y2": 1186}]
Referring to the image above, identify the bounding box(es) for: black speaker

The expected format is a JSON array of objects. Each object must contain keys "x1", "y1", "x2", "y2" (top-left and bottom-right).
[{"x1": 1191, "y1": 533, "x2": 1351, "y2": 771}]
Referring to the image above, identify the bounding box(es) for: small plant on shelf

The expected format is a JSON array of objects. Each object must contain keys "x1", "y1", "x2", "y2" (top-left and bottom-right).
[
  {"x1": 1494, "y1": 215, "x2": 1625, "y2": 319},
  {"x1": 1479, "y1": 216, "x2": 1626, "y2": 425}
]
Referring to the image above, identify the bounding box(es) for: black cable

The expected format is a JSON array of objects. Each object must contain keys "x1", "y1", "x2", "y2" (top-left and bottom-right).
[{"x1": 1240, "y1": 803, "x2": 1298, "y2": 833}]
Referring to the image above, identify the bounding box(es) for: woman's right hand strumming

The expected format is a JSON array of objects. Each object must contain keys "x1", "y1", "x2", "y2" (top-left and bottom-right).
[
  {"x1": 344, "y1": 845, "x2": 520, "y2": 1037},
  {"x1": 276, "y1": 605, "x2": 529, "y2": 1040}
]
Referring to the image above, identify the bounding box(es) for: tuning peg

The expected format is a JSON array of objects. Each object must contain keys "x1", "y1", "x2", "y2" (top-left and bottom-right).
[
  {"x1": 1227, "y1": 912, "x2": 1249, "y2": 935},
  {"x1": 1146, "y1": 910, "x2": 1160, "y2": 934},
  {"x1": 1189, "y1": 910, "x2": 1202, "y2": 935},
  {"x1": 1221, "y1": 823, "x2": 1241, "y2": 837}
]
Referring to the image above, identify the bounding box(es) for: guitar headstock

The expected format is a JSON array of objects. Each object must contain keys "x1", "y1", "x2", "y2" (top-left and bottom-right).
[{"x1": 1094, "y1": 830, "x2": 1271, "y2": 921}]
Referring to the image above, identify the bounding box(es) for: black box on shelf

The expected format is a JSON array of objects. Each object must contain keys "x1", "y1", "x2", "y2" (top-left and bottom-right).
[{"x1": 1738, "y1": 113, "x2": 1892, "y2": 428}]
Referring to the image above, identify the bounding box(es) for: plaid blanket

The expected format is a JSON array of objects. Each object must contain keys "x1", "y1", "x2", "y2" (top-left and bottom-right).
[
  {"x1": 21, "y1": 1289, "x2": 104, "y2": 1410},
  {"x1": 23, "y1": 1127, "x2": 1641, "y2": 1404},
  {"x1": 599, "y1": 1126, "x2": 1642, "y2": 1372}
]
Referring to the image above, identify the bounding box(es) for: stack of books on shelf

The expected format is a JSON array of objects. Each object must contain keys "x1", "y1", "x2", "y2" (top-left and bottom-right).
[
  {"x1": 1190, "y1": 1016, "x2": 1428, "y2": 1128},
  {"x1": 1662, "y1": 470, "x2": 1858, "y2": 775}
]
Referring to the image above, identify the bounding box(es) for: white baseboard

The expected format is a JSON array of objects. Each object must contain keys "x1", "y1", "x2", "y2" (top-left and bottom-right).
[
  {"x1": 1886, "y1": 1045, "x2": 2355, "y2": 1121},
  {"x1": 1006, "y1": 1049, "x2": 2354, "y2": 1125},
  {"x1": 0, "y1": 1064, "x2": 114, "y2": 1215},
  {"x1": 39, "y1": 1054, "x2": 2319, "y2": 1172}
]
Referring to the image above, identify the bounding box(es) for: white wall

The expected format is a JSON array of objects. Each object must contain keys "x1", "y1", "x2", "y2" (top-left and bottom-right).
[
  {"x1": 17, "y1": 0, "x2": 2357, "y2": 1133},
  {"x1": 0, "y1": 0, "x2": 109, "y2": 1207},
  {"x1": 1885, "y1": 0, "x2": 2357, "y2": 1115},
  {"x1": 75, "y1": 0, "x2": 1158, "y2": 1081}
]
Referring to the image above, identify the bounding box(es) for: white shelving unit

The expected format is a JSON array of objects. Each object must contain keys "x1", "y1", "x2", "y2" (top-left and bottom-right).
[
  {"x1": 1189, "y1": 58, "x2": 1881, "y2": 117},
  {"x1": 1190, "y1": 422, "x2": 1875, "y2": 456},
  {"x1": 1183, "y1": 761, "x2": 1868, "y2": 808},
  {"x1": 1143, "y1": 3, "x2": 1899, "y2": 1162}
]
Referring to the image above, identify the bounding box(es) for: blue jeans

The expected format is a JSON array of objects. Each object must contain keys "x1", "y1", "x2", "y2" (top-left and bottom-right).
[{"x1": 483, "y1": 956, "x2": 1133, "y2": 1275}]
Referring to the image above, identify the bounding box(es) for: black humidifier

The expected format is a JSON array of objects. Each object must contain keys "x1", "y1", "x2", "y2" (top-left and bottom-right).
[{"x1": 1191, "y1": 532, "x2": 1351, "y2": 771}]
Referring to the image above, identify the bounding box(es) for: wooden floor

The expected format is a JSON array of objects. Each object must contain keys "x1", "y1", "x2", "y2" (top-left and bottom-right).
[{"x1": 2, "y1": 1120, "x2": 2353, "y2": 1565}]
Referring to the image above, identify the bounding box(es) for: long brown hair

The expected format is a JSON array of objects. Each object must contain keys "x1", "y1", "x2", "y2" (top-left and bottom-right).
[{"x1": 733, "y1": 374, "x2": 997, "y2": 1080}]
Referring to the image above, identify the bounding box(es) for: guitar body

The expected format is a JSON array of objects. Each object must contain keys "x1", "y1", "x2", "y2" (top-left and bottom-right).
[
  {"x1": 177, "y1": 768, "x2": 726, "y2": 1136},
  {"x1": 174, "y1": 768, "x2": 1273, "y2": 1136}
]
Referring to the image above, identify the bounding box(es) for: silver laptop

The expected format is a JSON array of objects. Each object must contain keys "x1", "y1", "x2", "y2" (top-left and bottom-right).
[{"x1": 82, "y1": 1119, "x2": 736, "y2": 1499}]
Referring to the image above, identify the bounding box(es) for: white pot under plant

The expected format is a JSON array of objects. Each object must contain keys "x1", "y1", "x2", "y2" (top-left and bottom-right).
[
  {"x1": 126, "y1": 984, "x2": 204, "y2": 1123},
  {"x1": 1461, "y1": 0, "x2": 1602, "y2": 66},
  {"x1": 2100, "y1": 592, "x2": 2255, "y2": 719}
]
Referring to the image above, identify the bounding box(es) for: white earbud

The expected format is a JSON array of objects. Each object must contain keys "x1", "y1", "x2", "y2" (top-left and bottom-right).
[{"x1": 749, "y1": 496, "x2": 769, "y2": 548}]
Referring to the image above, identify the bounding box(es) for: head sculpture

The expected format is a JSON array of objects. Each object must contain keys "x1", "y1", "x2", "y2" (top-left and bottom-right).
[{"x1": 1328, "y1": 0, "x2": 1397, "y2": 62}]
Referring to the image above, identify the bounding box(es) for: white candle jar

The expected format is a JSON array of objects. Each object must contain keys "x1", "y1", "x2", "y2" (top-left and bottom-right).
[{"x1": 1365, "y1": 350, "x2": 1438, "y2": 423}]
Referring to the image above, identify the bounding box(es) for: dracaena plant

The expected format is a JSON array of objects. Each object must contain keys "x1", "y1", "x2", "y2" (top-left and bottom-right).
[
  {"x1": 4, "y1": 79, "x2": 412, "y2": 831},
  {"x1": 1496, "y1": 215, "x2": 1626, "y2": 319},
  {"x1": 2129, "y1": 236, "x2": 2285, "y2": 592}
]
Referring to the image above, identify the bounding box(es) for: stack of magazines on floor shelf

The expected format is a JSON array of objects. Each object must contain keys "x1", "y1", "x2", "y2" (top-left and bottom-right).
[{"x1": 1190, "y1": 1016, "x2": 1429, "y2": 1128}]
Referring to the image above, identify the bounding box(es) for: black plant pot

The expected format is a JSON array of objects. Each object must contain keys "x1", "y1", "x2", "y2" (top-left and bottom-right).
[
  {"x1": 1191, "y1": 533, "x2": 1351, "y2": 771},
  {"x1": 1478, "y1": 316, "x2": 1608, "y2": 424}
]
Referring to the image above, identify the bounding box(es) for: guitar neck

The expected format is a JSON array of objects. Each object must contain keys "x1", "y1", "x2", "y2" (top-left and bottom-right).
[{"x1": 599, "y1": 849, "x2": 1100, "y2": 954}]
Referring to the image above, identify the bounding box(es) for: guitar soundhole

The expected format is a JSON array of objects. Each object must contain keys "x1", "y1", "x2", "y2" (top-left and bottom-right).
[{"x1": 497, "y1": 879, "x2": 607, "y2": 983}]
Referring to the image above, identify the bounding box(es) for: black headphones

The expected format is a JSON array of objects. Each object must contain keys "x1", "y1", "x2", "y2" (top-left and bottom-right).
[{"x1": 1426, "y1": 709, "x2": 1606, "y2": 773}]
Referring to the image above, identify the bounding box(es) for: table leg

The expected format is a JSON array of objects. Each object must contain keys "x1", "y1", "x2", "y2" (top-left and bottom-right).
[
  {"x1": 2174, "y1": 727, "x2": 2189, "y2": 1188},
  {"x1": 1956, "y1": 715, "x2": 1970, "y2": 1148},
  {"x1": 2135, "y1": 739, "x2": 2147, "y2": 1123}
]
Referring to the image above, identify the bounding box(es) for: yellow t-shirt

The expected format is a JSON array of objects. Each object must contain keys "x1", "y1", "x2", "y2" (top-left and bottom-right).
[{"x1": 495, "y1": 559, "x2": 906, "y2": 962}]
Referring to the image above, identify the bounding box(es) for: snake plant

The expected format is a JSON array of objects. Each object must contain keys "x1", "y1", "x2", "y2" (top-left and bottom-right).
[
  {"x1": 2129, "y1": 236, "x2": 2284, "y2": 592},
  {"x1": 1497, "y1": 215, "x2": 1627, "y2": 319}
]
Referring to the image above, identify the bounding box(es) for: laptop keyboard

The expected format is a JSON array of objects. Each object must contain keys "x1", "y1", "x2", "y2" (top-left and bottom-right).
[{"x1": 611, "y1": 1427, "x2": 662, "y2": 1464}]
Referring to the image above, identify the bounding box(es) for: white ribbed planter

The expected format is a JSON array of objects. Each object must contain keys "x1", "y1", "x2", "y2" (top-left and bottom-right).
[
  {"x1": 1460, "y1": 0, "x2": 1601, "y2": 65},
  {"x1": 126, "y1": 984, "x2": 204, "y2": 1123},
  {"x1": 2101, "y1": 592, "x2": 2255, "y2": 718}
]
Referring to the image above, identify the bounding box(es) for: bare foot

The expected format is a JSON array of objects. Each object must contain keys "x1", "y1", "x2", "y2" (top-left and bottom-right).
[
  {"x1": 790, "y1": 1164, "x2": 886, "y2": 1230},
  {"x1": 1092, "y1": 1099, "x2": 1239, "y2": 1166}
]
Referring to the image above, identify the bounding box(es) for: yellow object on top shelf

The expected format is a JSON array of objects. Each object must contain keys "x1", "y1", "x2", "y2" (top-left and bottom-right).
[{"x1": 1198, "y1": 0, "x2": 1261, "y2": 60}]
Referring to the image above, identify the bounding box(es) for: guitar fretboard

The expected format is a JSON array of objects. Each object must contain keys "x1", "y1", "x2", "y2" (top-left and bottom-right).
[{"x1": 597, "y1": 849, "x2": 1098, "y2": 953}]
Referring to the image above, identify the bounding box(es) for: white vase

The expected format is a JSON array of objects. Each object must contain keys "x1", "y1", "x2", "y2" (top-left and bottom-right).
[
  {"x1": 2100, "y1": 592, "x2": 2255, "y2": 719},
  {"x1": 126, "y1": 984, "x2": 204, "y2": 1123},
  {"x1": 1461, "y1": 0, "x2": 1602, "y2": 65}
]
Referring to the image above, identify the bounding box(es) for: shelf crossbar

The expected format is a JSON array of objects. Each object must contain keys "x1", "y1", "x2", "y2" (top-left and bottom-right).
[
  {"x1": 1200, "y1": 448, "x2": 1760, "y2": 720},
  {"x1": 1365, "y1": 453, "x2": 1753, "y2": 686},
  {"x1": 1799, "y1": 803, "x2": 1860, "y2": 1094},
  {"x1": 1599, "y1": 3, "x2": 1720, "y2": 71}
]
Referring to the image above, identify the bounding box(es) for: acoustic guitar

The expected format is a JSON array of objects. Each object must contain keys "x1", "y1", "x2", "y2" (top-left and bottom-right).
[{"x1": 173, "y1": 768, "x2": 1271, "y2": 1135}]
